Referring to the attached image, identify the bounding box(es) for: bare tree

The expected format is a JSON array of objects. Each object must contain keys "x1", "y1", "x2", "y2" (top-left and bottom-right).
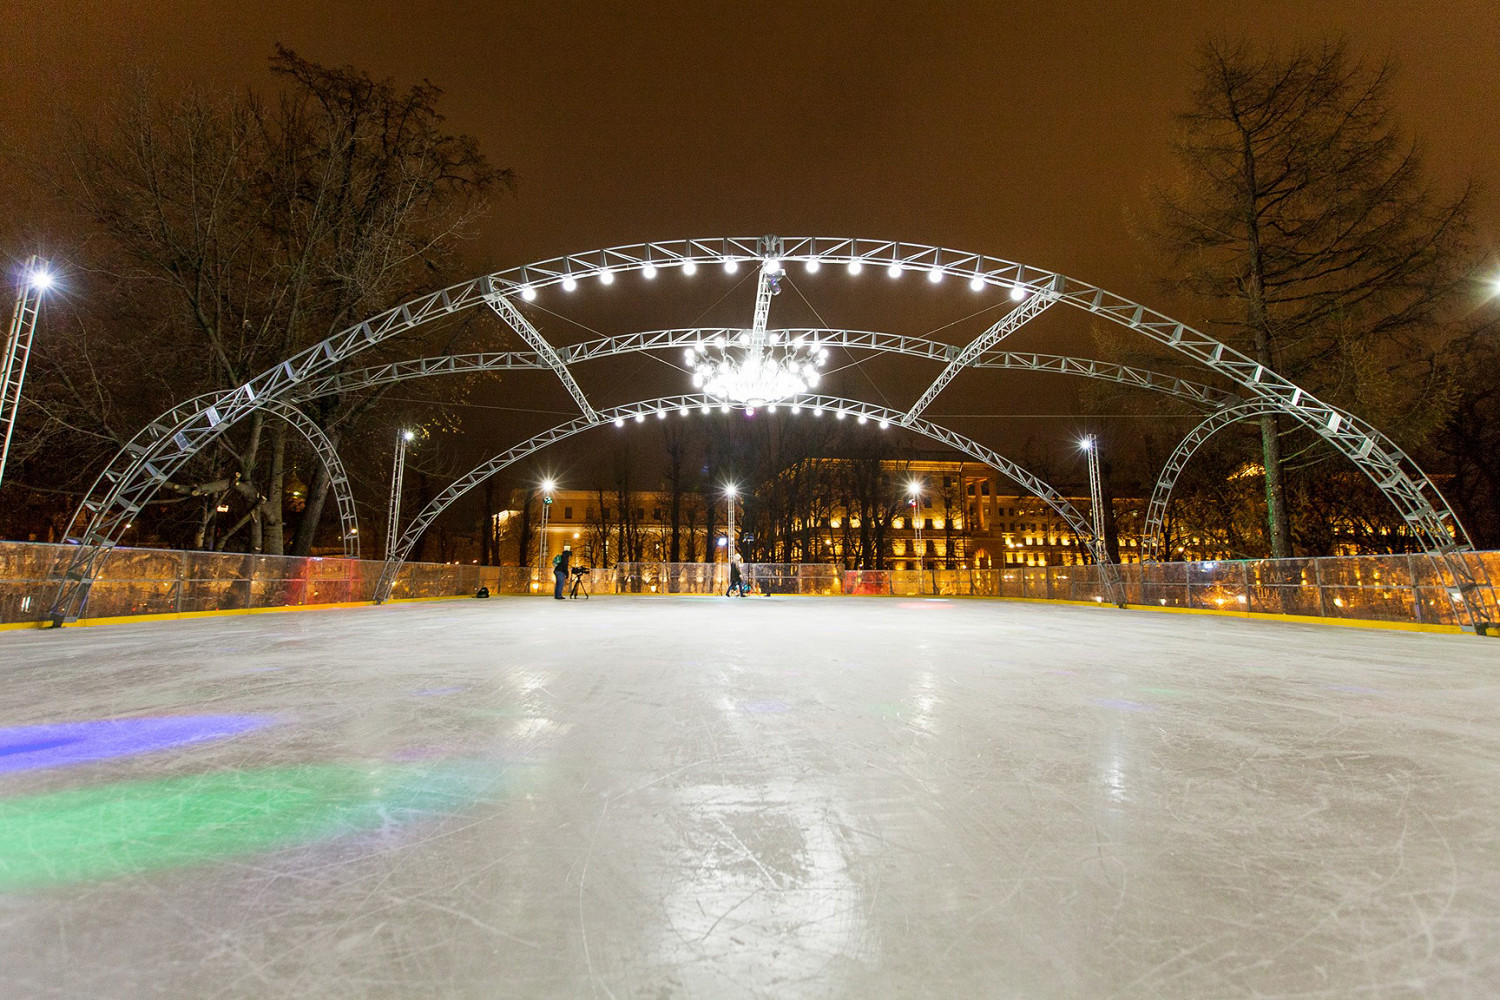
[
  {"x1": 1147, "y1": 37, "x2": 1476, "y2": 558},
  {"x1": 27, "y1": 48, "x2": 506, "y2": 554}
]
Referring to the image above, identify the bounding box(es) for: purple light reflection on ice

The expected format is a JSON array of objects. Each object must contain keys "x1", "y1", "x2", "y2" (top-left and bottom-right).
[{"x1": 0, "y1": 715, "x2": 275, "y2": 774}]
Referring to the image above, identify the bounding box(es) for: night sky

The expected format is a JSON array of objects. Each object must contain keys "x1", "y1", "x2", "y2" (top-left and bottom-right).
[{"x1": 4, "y1": 2, "x2": 1499, "y2": 484}]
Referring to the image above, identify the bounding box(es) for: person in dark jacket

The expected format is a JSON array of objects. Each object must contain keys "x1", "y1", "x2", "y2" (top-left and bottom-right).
[
  {"x1": 726, "y1": 553, "x2": 747, "y2": 597},
  {"x1": 553, "y1": 546, "x2": 571, "y2": 600}
]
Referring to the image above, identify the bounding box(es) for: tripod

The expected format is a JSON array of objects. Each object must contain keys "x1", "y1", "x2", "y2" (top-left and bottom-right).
[{"x1": 568, "y1": 571, "x2": 590, "y2": 600}]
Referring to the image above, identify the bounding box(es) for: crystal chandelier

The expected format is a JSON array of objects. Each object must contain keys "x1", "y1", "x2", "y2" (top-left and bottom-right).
[{"x1": 687, "y1": 331, "x2": 827, "y2": 407}]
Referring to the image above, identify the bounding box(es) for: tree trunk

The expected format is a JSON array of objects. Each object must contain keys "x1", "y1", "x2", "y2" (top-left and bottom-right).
[
  {"x1": 263, "y1": 421, "x2": 287, "y2": 555},
  {"x1": 480, "y1": 480, "x2": 495, "y2": 565},
  {"x1": 291, "y1": 427, "x2": 337, "y2": 556}
]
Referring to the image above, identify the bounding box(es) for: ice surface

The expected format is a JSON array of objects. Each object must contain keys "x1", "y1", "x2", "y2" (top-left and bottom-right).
[{"x1": 1, "y1": 596, "x2": 1498, "y2": 998}]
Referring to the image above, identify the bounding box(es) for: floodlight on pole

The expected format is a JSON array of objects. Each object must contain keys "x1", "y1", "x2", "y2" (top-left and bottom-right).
[
  {"x1": 1080, "y1": 434, "x2": 1108, "y2": 565},
  {"x1": 385, "y1": 429, "x2": 415, "y2": 560},
  {"x1": 539, "y1": 478, "x2": 556, "y2": 571},
  {"x1": 0, "y1": 255, "x2": 51, "y2": 493},
  {"x1": 725, "y1": 484, "x2": 738, "y2": 565},
  {"x1": 908, "y1": 480, "x2": 924, "y2": 569}
]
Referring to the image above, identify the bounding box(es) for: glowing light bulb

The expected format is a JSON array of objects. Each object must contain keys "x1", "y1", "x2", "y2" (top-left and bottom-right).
[
  {"x1": 642, "y1": 263, "x2": 657, "y2": 279},
  {"x1": 1010, "y1": 283, "x2": 1026, "y2": 301},
  {"x1": 520, "y1": 285, "x2": 537, "y2": 301},
  {"x1": 969, "y1": 275, "x2": 985, "y2": 292},
  {"x1": 724, "y1": 258, "x2": 739, "y2": 273},
  {"x1": 599, "y1": 269, "x2": 615, "y2": 285},
  {"x1": 682, "y1": 259, "x2": 698, "y2": 275},
  {"x1": 562, "y1": 276, "x2": 577, "y2": 292},
  {"x1": 887, "y1": 263, "x2": 902, "y2": 279},
  {"x1": 927, "y1": 266, "x2": 943, "y2": 283},
  {"x1": 679, "y1": 406, "x2": 689, "y2": 416},
  {"x1": 805, "y1": 259, "x2": 820, "y2": 273},
  {"x1": 848, "y1": 260, "x2": 863, "y2": 275},
  {"x1": 634, "y1": 413, "x2": 644, "y2": 422},
  {"x1": 879, "y1": 419, "x2": 889, "y2": 429},
  {"x1": 613, "y1": 417, "x2": 624, "y2": 427}
]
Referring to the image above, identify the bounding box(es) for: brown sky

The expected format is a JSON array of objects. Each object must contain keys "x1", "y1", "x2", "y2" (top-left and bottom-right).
[
  {"x1": 3, "y1": 1, "x2": 1498, "y2": 483},
  {"x1": 6, "y1": 1, "x2": 1497, "y2": 289}
]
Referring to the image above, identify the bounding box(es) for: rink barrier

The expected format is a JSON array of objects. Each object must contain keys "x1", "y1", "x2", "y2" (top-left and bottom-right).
[{"x1": 0, "y1": 542, "x2": 1494, "y2": 632}]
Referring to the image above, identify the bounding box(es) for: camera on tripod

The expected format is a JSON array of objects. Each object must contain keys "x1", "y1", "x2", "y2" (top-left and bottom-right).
[{"x1": 571, "y1": 566, "x2": 589, "y2": 576}]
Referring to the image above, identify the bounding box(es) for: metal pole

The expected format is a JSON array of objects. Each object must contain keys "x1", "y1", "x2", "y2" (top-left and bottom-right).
[
  {"x1": 539, "y1": 485, "x2": 552, "y2": 572},
  {"x1": 726, "y1": 487, "x2": 736, "y2": 562},
  {"x1": 1083, "y1": 435, "x2": 1107, "y2": 563},
  {"x1": 385, "y1": 430, "x2": 413, "y2": 559},
  {"x1": 0, "y1": 256, "x2": 47, "y2": 492}
]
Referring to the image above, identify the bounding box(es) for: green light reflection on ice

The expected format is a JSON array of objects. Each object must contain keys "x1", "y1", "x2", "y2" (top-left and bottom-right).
[{"x1": 0, "y1": 759, "x2": 527, "y2": 890}]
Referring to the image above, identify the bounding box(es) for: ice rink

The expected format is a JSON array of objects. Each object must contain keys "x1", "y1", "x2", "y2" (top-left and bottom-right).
[{"x1": 2, "y1": 595, "x2": 1498, "y2": 999}]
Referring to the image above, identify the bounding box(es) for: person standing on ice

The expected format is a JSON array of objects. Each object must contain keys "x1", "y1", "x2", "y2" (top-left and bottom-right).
[
  {"x1": 553, "y1": 545, "x2": 571, "y2": 600},
  {"x1": 726, "y1": 552, "x2": 747, "y2": 597}
]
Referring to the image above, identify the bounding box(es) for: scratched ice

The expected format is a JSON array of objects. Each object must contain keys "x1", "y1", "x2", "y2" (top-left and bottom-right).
[{"x1": 2, "y1": 597, "x2": 1498, "y2": 998}]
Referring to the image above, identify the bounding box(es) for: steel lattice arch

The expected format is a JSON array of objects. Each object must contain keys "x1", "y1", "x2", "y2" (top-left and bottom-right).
[{"x1": 42, "y1": 235, "x2": 1484, "y2": 627}]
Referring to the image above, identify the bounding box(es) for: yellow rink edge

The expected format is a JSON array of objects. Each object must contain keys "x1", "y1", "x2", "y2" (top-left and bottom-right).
[
  {"x1": 0, "y1": 593, "x2": 468, "y2": 631},
  {"x1": 0, "y1": 591, "x2": 1469, "y2": 634}
]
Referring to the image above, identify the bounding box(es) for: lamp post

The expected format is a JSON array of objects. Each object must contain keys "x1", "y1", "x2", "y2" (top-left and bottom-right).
[
  {"x1": 0, "y1": 257, "x2": 52, "y2": 492},
  {"x1": 539, "y1": 478, "x2": 555, "y2": 571},
  {"x1": 908, "y1": 480, "x2": 924, "y2": 570},
  {"x1": 385, "y1": 429, "x2": 415, "y2": 559},
  {"x1": 1080, "y1": 435, "x2": 1108, "y2": 565},
  {"x1": 725, "y1": 484, "x2": 738, "y2": 562}
]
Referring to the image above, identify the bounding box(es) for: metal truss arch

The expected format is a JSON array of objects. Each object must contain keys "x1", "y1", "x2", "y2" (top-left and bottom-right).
[
  {"x1": 288, "y1": 328, "x2": 1238, "y2": 411},
  {"x1": 43, "y1": 395, "x2": 360, "y2": 623},
  {"x1": 257, "y1": 399, "x2": 361, "y2": 560},
  {"x1": 46, "y1": 235, "x2": 1471, "y2": 623},
  {"x1": 1140, "y1": 401, "x2": 1285, "y2": 563},
  {"x1": 373, "y1": 393, "x2": 1105, "y2": 603}
]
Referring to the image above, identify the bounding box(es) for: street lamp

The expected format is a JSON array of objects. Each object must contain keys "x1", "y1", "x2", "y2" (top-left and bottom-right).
[
  {"x1": 539, "y1": 478, "x2": 556, "y2": 571},
  {"x1": 724, "y1": 484, "x2": 738, "y2": 563},
  {"x1": 0, "y1": 257, "x2": 52, "y2": 492},
  {"x1": 385, "y1": 429, "x2": 415, "y2": 559},
  {"x1": 908, "y1": 479, "x2": 924, "y2": 570},
  {"x1": 1079, "y1": 435, "x2": 1108, "y2": 565}
]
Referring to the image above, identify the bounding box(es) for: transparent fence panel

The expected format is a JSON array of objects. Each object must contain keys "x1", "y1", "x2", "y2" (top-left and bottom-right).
[{"x1": 3, "y1": 540, "x2": 1497, "y2": 627}]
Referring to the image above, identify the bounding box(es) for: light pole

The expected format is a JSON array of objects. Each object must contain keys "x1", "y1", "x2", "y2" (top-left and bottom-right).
[
  {"x1": 539, "y1": 478, "x2": 555, "y2": 571},
  {"x1": 725, "y1": 484, "x2": 738, "y2": 562},
  {"x1": 1080, "y1": 435, "x2": 1108, "y2": 565},
  {"x1": 385, "y1": 429, "x2": 415, "y2": 559},
  {"x1": 908, "y1": 479, "x2": 924, "y2": 570},
  {"x1": 0, "y1": 257, "x2": 52, "y2": 492}
]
